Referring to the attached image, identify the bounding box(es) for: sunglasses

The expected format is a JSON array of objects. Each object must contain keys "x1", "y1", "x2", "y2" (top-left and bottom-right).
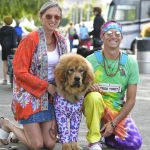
[
  {"x1": 45, "y1": 14, "x2": 61, "y2": 21},
  {"x1": 105, "y1": 30, "x2": 122, "y2": 37}
]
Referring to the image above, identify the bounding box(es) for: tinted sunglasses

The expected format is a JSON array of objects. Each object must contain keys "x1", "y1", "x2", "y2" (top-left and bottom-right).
[
  {"x1": 105, "y1": 30, "x2": 122, "y2": 37},
  {"x1": 45, "y1": 14, "x2": 61, "y2": 21}
]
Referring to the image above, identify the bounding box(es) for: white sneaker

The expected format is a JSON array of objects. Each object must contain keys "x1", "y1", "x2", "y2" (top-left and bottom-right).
[{"x1": 89, "y1": 142, "x2": 102, "y2": 150}]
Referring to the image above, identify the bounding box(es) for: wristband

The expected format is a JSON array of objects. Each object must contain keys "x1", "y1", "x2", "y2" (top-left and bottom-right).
[{"x1": 110, "y1": 121, "x2": 116, "y2": 128}]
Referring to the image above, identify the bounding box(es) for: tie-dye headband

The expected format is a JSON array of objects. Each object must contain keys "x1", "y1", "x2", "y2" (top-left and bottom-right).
[{"x1": 101, "y1": 21, "x2": 122, "y2": 35}]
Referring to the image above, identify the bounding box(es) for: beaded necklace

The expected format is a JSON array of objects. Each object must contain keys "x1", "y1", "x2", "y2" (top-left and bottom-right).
[{"x1": 103, "y1": 52, "x2": 120, "y2": 77}]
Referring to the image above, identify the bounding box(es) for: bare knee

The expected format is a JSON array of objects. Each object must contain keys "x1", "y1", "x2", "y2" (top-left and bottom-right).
[
  {"x1": 30, "y1": 141, "x2": 44, "y2": 150},
  {"x1": 44, "y1": 140, "x2": 56, "y2": 150}
]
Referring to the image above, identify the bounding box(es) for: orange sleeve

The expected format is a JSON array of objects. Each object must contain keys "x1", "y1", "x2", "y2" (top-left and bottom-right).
[{"x1": 13, "y1": 32, "x2": 48, "y2": 98}]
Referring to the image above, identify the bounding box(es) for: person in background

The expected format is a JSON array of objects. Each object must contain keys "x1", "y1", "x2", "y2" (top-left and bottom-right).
[
  {"x1": 15, "y1": 20, "x2": 23, "y2": 46},
  {"x1": 79, "y1": 23, "x2": 91, "y2": 49},
  {"x1": 0, "y1": 1, "x2": 67, "y2": 150},
  {"x1": 89, "y1": 7, "x2": 105, "y2": 50},
  {"x1": 0, "y1": 16, "x2": 17, "y2": 85},
  {"x1": 68, "y1": 22, "x2": 77, "y2": 52},
  {"x1": 84, "y1": 21, "x2": 142, "y2": 150}
]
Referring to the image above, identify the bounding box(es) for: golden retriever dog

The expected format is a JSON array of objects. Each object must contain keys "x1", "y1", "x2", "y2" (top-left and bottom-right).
[
  {"x1": 54, "y1": 53, "x2": 94, "y2": 150},
  {"x1": 54, "y1": 53, "x2": 94, "y2": 102}
]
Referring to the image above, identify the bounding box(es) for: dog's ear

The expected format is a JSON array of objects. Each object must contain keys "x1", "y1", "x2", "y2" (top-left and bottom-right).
[
  {"x1": 54, "y1": 64, "x2": 67, "y2": 85},
  {"x1": 83, "y1": 61, "x2": 95, "y2": 86}
]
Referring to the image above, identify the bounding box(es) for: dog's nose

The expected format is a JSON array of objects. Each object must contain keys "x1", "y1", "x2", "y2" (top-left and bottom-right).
[{"x1": 74, "y1": 76, "x2": 80, "y2": 81}]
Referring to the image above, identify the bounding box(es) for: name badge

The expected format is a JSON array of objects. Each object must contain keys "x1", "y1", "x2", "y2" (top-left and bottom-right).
[{"x1": 99, "y1": 83, "x2": 121, "y2": 93}]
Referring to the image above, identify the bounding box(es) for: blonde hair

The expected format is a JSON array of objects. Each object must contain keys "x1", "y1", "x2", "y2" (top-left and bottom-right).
[{"x1": 3, "y1": 16, "x2": 13, "y2": 25}]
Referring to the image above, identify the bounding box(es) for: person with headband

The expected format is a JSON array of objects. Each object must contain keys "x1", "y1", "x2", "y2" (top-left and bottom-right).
[
  {"x1": 0, "y1": 1, "x2": 67, "y2": 149},
  {"x1": 83, "y1": 20, "x2": 142, "y2": 150}
]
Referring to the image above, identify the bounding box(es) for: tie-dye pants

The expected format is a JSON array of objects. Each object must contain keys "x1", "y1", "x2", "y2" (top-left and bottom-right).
[{"x1": 83, "y1": 92, "x2": 142, "y2": 150}]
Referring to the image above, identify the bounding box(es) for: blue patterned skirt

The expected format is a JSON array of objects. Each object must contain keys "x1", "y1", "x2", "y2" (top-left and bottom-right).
[{"x1": 19, "y1": 102, "x2": 55, "y2": 124}]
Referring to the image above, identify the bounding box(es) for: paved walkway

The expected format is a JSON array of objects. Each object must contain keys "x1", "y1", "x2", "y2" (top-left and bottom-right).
[
  {"x1": 0, "y1": 50, "x2": 150, "y2": 149},
  {"x1": 1, "y1": 74, "x2": 150, "y2": 149}
]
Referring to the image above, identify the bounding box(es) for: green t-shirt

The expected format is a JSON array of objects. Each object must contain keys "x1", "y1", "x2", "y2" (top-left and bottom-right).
[{"x1": 86, "y1": 51, "x2": 139, "y2": 112}]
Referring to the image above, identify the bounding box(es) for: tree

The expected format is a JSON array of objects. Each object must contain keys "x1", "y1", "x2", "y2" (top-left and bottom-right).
[{"x1": 0, "y1": 0, "x2": 63, "y2": 25}]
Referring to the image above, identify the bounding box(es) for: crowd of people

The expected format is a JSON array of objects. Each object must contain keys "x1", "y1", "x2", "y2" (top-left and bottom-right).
[
  {"x1": 67, "y1": 6, "x2": 105, "y2": 52},
  {"x1": 0, "y1": 0, "x2": 142, "y2": 150}
]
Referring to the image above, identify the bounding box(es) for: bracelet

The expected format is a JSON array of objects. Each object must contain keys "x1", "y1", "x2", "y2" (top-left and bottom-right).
[{"x1": 110, "y1": 121, "x2": 116, "y2": 129}]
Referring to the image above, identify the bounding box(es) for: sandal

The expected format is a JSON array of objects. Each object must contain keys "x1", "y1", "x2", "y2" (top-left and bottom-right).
[{"x1": 0, "y1": 117, "x2": 10, "y2": 145}]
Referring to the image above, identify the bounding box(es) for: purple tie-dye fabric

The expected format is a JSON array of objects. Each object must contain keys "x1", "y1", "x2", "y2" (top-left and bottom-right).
[{"x1": 105, "y1": 117, "x2": 142, "y2": 150}]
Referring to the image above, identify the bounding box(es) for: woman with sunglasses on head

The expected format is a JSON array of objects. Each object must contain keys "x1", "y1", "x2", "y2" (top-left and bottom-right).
[
  {"x1": 0, "y1": 1, "x2": 67, "y2": 149},
  {"x1": 83, "y1": 21, "x2": 142, "y2": 150}
]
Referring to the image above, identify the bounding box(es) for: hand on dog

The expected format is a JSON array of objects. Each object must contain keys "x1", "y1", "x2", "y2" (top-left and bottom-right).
[
  {"x1": 47, "y1": 84, "x2": 57, "y2": 96},
  {"x1": 88, "y1": 83, "x2": 105, "y2": 95}
]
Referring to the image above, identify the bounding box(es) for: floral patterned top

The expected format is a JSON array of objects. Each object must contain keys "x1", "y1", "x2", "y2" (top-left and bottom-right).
[{"x1": 12, "y1": 28, "x2": 67, "y2": 121}]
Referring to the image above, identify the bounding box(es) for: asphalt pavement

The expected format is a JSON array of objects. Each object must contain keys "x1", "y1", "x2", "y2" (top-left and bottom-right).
[{"x1": 0, "y1": 49, "x2": 150, "y2": 150}]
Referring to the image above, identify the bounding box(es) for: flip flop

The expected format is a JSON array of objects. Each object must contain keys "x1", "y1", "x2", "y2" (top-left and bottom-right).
[{"x1": 0, "y1": 117, "x2": 10, "y2": 145}]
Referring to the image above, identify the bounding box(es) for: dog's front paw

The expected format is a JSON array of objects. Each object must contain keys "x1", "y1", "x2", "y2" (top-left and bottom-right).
[
  {"x1": 71, "y1": 142, "x2": 82, "y2": 150},
  {"x1": 62, "y1": 143, "x2": 72, "y2": 150}
]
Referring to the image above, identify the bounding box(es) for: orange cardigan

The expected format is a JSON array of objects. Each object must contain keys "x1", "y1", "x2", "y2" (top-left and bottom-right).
[
  {"x1": 12, "y1": 29, "x2": 67, "y2": 121},
  {"x1": 13, "y1": 32, "x2": 49, "y2": 98},
  {"x1": 12, "y1": 32, "x2": 49, "y2": 120}
]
